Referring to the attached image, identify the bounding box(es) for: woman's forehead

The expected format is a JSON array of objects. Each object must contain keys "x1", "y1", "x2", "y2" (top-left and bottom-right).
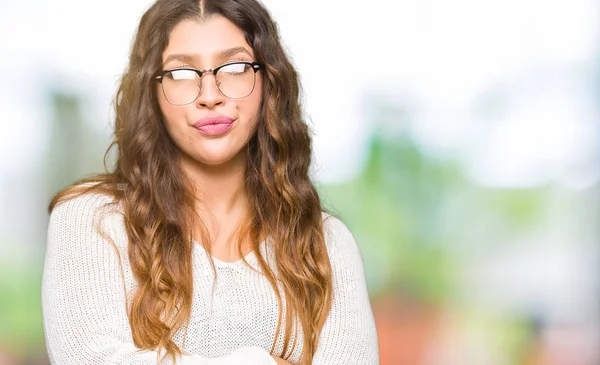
[{"x1": 162, "y1": 16, "x2": 254, "y2": 65}]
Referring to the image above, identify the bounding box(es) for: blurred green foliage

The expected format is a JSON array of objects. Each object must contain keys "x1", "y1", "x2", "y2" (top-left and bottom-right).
[
  {"x1": 0, "y1": 259, "x2": 45, "y2": 357},
  {"x1": 319, "y1": 134, "x2": 463, "y2": 301}
]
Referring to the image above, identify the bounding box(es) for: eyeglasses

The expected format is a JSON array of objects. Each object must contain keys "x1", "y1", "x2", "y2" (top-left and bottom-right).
[{"x1": 155, "y1": 61, "x2": 263, "y2": 106}]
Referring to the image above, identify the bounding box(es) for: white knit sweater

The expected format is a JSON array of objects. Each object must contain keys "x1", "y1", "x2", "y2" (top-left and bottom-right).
[{"x1": 41, "y1": 192, "x2": 379, "y2": 365}]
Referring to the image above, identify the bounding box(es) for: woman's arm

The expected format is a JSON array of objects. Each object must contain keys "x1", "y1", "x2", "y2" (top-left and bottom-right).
[
  {"x1": 311, "y1": 215, "x2": 380, "y2": 365},
  {"x1": 41, "y1": 192, "x2": 275, "y2": 365}
]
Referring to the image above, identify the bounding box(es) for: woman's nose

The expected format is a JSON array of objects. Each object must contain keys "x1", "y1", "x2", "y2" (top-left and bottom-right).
[{"x1": 195, "y1": 73, "x2": 224, "y2": 108}]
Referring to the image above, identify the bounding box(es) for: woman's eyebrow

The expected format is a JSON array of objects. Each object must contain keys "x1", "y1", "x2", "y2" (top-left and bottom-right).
[{"x1": 163, "y1": 47, "x2": 253, "y2": 66}]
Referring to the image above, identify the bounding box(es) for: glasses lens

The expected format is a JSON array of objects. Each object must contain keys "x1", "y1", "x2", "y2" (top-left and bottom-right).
[
  {"x1": 216, "y1": 63, "x2": 256, "y2": 99},
  {"x1": 162, "y1": 69, "x2": 200, "y2": 105}
]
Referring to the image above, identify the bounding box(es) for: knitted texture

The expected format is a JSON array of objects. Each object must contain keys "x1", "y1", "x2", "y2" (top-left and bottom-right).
[{"x1": 41, "y1": 192, "x2": 379, "y2": 364}]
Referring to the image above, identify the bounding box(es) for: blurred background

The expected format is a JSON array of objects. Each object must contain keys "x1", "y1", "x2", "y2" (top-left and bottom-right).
[{"x1": 1, "y1": 0, "x2": 598, "y2": 364}]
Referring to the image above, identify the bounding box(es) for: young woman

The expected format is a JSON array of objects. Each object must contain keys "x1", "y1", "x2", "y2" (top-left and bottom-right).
[{"x1": 41, "y1": 0, "x2": 379, "y2": 364}]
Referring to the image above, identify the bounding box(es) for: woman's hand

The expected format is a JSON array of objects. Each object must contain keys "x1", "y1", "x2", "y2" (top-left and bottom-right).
[{"x1": 272, "y1": 356, "x2": 293, "y2": 365}]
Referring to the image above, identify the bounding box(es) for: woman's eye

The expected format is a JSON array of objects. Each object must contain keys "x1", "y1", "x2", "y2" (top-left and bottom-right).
[
  {"x1": 220, "y1": 63, "x2": 248, "y2": 74},
  {"x1": 168, "y1": 69, "x2": 197, "y2": 80}
]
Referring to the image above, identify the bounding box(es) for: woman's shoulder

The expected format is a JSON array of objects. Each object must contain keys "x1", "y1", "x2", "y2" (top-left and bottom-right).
[
  {"x1": 51, "y1": 188, "x2": 119, "y2": 219},
  {"x1": 320, "y1": 211, "x2": 359, "y2": 252},
  {"x1": 321, "y1": 211, "x2": 352, "y2": 234},
  {"x1": 46, "y1": 185, "x2": 130, "y2": 260},
  {"x1": 319, "y1": 211, "x2": 367, "y2": 274},
  {"x1": 48, "y1": 186, "x2": 124, "y2": 238}
]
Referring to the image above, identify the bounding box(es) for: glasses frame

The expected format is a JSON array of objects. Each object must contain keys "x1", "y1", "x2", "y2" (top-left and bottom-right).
[{"x1": 155, "y1": 61, "x2": 263, "y2": 105}]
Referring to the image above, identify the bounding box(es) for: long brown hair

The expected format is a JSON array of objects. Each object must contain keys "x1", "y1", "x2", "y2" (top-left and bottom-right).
[{"x1": 48, "y1": 0, "x2": 333, "y2": 364}]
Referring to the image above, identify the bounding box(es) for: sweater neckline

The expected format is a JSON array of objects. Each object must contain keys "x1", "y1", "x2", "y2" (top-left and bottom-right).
[{"x1": 192, "y1": 238, "x2": 268, "y2": 268}]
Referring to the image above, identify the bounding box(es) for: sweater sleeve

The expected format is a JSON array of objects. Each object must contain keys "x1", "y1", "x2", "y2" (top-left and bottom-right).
[
  {"x1": 41, "y1": 193, "x2": 276, "y2": 365},
  {"x1": 312, "y1": 215, "x2": 380, "y2": 365}
]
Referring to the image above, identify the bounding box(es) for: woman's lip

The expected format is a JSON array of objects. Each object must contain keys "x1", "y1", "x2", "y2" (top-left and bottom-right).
[
  {"x1": 194, "y1": 121, "x2": 234, "y2": 136},
  {"x1": 193, "y1": 115, "x2": 234, "y2": 128}
]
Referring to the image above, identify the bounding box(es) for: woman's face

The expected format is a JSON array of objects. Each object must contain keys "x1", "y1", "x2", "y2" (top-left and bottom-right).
[{"x1": 157, "y1": 16, "x2": 262, "y2": 168}]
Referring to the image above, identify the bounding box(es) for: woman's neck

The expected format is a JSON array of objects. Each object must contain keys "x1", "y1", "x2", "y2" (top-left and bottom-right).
[{"x1": 181, "y1": 151, "x2": 249, "y2": 242}]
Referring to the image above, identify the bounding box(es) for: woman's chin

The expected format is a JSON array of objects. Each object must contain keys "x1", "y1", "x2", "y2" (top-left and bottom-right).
[{"x1": 188, "y1": 150, "x2": 245, "y2": 168}]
